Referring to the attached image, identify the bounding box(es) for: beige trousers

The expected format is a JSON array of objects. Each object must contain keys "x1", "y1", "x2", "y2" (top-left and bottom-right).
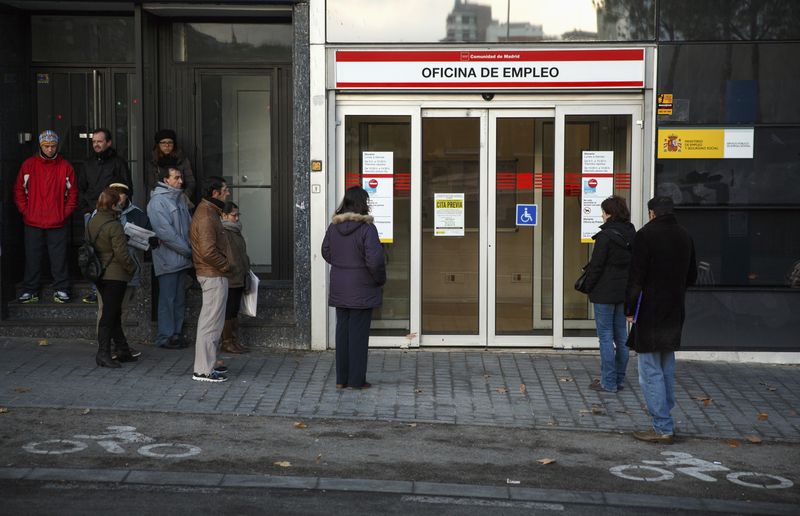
[{"x1": 193, "y1": 276, "x2": 229, "y2": 375}]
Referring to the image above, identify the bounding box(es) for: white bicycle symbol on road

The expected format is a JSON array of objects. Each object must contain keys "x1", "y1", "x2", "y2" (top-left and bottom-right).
[
  {"x1": 23, "y1": 425, "x2": 201, "y2": 459},
  {"x1": 610, "y1": 451, "x2": 793, "y2": 490}
]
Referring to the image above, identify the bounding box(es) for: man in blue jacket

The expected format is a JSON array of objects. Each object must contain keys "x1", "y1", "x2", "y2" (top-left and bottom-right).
[{"x1": 147, "y1": 167, "x2": 193, "y2": 349}]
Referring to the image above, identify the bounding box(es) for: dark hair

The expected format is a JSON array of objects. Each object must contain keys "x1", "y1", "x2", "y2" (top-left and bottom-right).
[
  {"x1": 223, "y1": 201, "x2": 239, "y2": 214},
  {"x1": 647, "y1": 196, "x2": 675, "y2": 217},
  {"x1": 160, "y1": 166, "x2": 181, "y2": 182},
  {"x1": 152, "y1": 129, "x2": 178, "y2": 162},
  {"x1": 335, "y1": 186, "x2": 370, "y2": 216},
  {"x1": 96, "y1": 188, "x2": 120, "y2": 212},
  {"x1": 600, "y1": 195, "x2": 630, "y2": 223},
  {"x1": 92, "y1": 128, "x2": 112, "y2": 142},
  {"x1": 204, "y1": 176, "x2": 227, "y2": 198}
]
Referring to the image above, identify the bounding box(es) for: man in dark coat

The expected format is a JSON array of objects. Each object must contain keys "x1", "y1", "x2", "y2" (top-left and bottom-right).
[
  {"x1": 79, "y1": 128, "x2": 131, "y2": 219},
  {"x1": 626, "y1": 196, "x2": 697, "y2": 444}
]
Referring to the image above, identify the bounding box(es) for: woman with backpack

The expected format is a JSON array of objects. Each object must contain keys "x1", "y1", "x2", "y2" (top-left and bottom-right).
[
  {"x1": 87, "y1": 188, "x2": 138, "y2": 368},
  {"x1": 580, "y1": 196, "x2": 636, "y2": 393}
]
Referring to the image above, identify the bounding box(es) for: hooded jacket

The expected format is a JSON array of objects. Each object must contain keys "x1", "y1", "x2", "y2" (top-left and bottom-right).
[
  {"x1": 14, "y1": 153, "x2": 77, "y2": 229},
  {"x1": 87, "y1": 209, "x2": 137, "y2": 283},
  {"x1": 321, "y1": 212, "x2": 386, "y2": 309},
  {"x1": 582, "y1": 219, "x2": 636, "y2": 304},
  {"x1": 223, "y1": 220, "x2": 251, "y2": 289},
  {"x1": 147, "y1": 182, "x2": 193, "y2": 276},
  {"x1": 190, "y1": 198, "x2": 230, "y2": 277},
  {"x1": 79, "y1": 147, "x2": 131, "y2": 214},
  {"x1": 625, "y1": 214, "x2": 697, "y2": 353}
]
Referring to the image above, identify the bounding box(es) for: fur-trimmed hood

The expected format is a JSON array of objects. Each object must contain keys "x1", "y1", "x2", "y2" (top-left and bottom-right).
[{"x1": 331, "y1": 212, "x2": 373, "y2": 236}]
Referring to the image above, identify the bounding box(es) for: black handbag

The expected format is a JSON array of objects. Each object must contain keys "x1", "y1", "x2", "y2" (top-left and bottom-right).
[{"x1": 574, "y1": 266, "x2": 590, "y2": 293}]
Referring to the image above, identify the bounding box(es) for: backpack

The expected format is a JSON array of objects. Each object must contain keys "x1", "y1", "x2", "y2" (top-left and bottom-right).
[{"x1": 78, "y1": 219, "x2": 115, "y2": 282}]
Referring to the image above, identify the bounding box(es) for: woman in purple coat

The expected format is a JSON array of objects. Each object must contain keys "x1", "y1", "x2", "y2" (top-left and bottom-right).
[{"x1": 322, "y1": 186, "x2": 386, "y2": 390}]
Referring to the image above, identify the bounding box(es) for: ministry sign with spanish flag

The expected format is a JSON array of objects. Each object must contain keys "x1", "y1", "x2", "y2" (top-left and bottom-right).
[{"x1": 657, "y1": 128, "x2": 754, "y2": 159}]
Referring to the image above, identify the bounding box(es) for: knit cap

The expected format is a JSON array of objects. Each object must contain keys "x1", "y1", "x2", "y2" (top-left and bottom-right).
[
  {"x1": 154, "y1": 129, "x2": 177, "y2": 144},
  {"x1": 39, "y1": 130, "x2": 59, "y2": 144}
]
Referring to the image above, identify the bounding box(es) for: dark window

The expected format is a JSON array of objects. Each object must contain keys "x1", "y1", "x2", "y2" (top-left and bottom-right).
[
  {"x1": 674, "y1": 209, "x2": 800, "y2": 288},
  {"x1": 660, "y1": 0, "x2": 800, "y2": 41},
  {"x1": 657, "y1": 43, "x2": 800, "y2": 125},
  {"x1": 173, "y1": 23, "x2": 292, "y2": 63},
  {"x1": 31, "y1": 16, "x2": 133, "y2": 63},
  {"x1": 655, "y1": 127, "x2": 800, "y2": 206}
]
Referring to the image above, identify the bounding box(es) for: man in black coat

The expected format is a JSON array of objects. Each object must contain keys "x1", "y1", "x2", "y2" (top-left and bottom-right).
[
  {"x1": 626, "y1": 196, "x2": 696, "y2": 444},
  {"x1": 79, "y1": 128, "x2": 132, "y2": 220}
]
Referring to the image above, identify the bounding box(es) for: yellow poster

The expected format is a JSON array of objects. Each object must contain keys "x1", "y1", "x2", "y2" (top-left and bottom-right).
[{"x1": 658, "y1": 128, "x2": 754, "y2": 159}]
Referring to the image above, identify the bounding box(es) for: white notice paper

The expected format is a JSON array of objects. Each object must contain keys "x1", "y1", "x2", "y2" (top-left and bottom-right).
[
  {"x1": 434, "y1": 193, "x2": 465, "y2": 237},
  {"x1": 580, "y1": 151, "x2": 614, "y2": 243},
  {"x1": 362, "y1": 151, "x2": 394, "y2": 244}
]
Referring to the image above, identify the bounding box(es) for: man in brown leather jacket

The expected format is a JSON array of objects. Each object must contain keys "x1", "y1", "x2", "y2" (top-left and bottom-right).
[{"x1": 189, "y1": 176, "x2": 231, "y2": 383}]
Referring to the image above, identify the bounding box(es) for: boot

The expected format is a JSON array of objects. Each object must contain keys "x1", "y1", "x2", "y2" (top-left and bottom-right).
[
  {"x1": 231, "y1": 318, "x2": 249, "y2": 353},
  {"x1": 96, "y1": 334, "x2": 121, "y2": 369},
  {"x1": 220, "y1": 319, "x2": 242, "y2": 354}
]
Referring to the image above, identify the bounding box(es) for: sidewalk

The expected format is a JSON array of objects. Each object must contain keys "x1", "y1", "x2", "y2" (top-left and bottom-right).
[{"x1": 1, "y1": 338, "x2": 798, "y2": 442}]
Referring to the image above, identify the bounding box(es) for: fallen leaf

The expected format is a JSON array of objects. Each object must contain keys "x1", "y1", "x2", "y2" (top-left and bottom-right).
[
  {"x1": 81, "y1": 408, "x2": 91, "y2": 415},
  {"x1": 14, "y1": 387, "x2": 31, "y2": 393},
  {"x1": 273, "y1": 461, "x2": 291, "y2": 468},
  {"x1": 537, "y1": 458, "x2": 556, "y2": 465},
  {"x1": 693, "y1": 395, "x2": 713, "y2": 406},
  {"x1": 483, "y1": 374, "x2": 491, "y2": 379},
  {"x1": 0, "y1": 407, "x2": 8, "y2": 414},
  {"x1": 496, "y1": 387, "x2": 508, "y2": 394},
  {"x1": 293, "y1": 421, "x2": 307, "y2": 429},
  {"x1": 745, "y1": 435, "x2": 763, "y2": 444},
  {"x1": 757, "y1": 412, "x2": 769, "y2": 421},
  {"x1": 407, "y1": 423, "x2": 417, "y2": 428},
  {"x1": 615, "y1": 410, "x2": 630, "y2": 415},
  {"x1": 591, "y1": 405, "x2": 606, "y2": 415},
  {"x1": 315, "y1": 454, "x2": 322, "y2": 464},
  {"x1": 766, "y1": 386, "x2": 777, "y2": 392},
  {"x1": 727, "y1": 439, "x2": 740, "y2": 448},
  {"x1": 506, "y1": 479, "x2": 520, "y2": 484},
  {"x1": 558, "y1": 377, "x2": 574, "y2": 382},
  {"x1": 788, "y1": 410, "x2": 798, "y2": 417},
  {"x1": 38, "y1": 339, "x2": 49, "y2": 346},
  {"x1": 519, "y1": 383, "x2": 527, "y2": 393},
  {"x1": 415, "y1": 389, "x2": 423, "y2": 394}
]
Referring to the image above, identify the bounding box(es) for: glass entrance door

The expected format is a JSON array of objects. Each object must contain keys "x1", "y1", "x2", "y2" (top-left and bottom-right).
[{"x1": 335, "y1": 102, "x2": 642, "y2": 349}]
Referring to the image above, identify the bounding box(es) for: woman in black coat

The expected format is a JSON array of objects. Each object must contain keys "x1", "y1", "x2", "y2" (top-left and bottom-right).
[
  {"x1": 582, "y1": 196, "x2": 636, "y2": 393},
  {"x1": 321, "y1": 186, "x2": 386, "y2": 390}
]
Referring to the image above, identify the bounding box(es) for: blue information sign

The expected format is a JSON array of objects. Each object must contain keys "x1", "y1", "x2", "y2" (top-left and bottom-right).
[{"x1": 516, "y1": 204, "x2": 538, "y2": 226}]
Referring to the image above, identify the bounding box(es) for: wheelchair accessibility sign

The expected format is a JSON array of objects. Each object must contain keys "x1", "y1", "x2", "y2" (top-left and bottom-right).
[{"x1": 516, "y1": 204, "x2": 538, "y2": 226}]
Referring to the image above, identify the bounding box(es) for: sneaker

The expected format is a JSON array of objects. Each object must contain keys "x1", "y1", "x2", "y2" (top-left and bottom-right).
[
  {"x1": 214, "y1": 365, "x2": 228, "y2": 373},
  {"x1": 82, "y1": 292, "x2": 97, "y2": 304},
  {"x1": 192, "y1": 371, "x2": 228, "y2": 383},
  {"x1": 53, "y1": 291, "x2": 70, "y2": 303},
  {"x1": 111, "y1": 347, "x2": 141, "y2": 360},
  {"x1": 632, "y1": 429, "x2": 674, "y2": 444},
  {"x1": 18, "y1": 292, "x2": 39, "y2": 304}
]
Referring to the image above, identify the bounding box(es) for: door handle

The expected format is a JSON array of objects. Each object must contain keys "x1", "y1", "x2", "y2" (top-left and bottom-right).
[{"x1": 242, "y1": 175, "x2": 248, "y2": 183}]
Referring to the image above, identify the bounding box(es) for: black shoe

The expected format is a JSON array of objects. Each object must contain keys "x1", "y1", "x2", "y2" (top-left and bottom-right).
[
  {"x1": 112, "y1": 346, "x2": 141, "y2": 361},
  {"x1": 159, "y1": 336, "x2": 182, "y2": 350},
  {"x1": 177, "y1": 335, "x2": 189, "y2": 348}
]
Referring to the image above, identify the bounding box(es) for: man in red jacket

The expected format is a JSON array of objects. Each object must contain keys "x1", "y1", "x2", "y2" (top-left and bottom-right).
[{"x1": 13, "y1": 130, "x2": 78, "y2": 304}]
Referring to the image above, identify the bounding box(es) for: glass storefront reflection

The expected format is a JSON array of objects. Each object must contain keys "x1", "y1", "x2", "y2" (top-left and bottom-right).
[{"x1": 327, "y1": 0, "x2": 654, "y2": 43}]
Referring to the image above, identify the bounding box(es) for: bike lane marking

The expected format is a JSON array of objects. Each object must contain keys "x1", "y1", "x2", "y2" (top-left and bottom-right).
[{"x1": 609, "y1": 451, "x2": 794, "y2": 489}]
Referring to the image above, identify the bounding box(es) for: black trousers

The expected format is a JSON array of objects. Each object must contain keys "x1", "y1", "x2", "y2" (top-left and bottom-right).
[
  {"x1": 225, "y1": 287, "x2": 244, "y2": 320},
  {"x1": 335, "y1": 307, "x2": 372, "y2": 387},
  {"x1": 22, "y1": 224, "x2": 70, "y2": 293},
  {"x1": 97, "y1": 279, "x2": 128, "y2": 347}
]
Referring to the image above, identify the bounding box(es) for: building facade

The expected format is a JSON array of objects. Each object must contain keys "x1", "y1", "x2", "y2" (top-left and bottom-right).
[{"x1": 0, "y1": 1, "x2": 797, "y2": 356}]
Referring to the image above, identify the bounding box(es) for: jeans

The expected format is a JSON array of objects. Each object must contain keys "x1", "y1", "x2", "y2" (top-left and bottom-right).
[
  {"x1": 593, "y1": 303, "x2": 629, "y2": 391},
  {"x1": 335, "y1": 308, "x2": 372, "y2": 387},
  {"x1": 638, "y1": 351, "x2": 676, "y2": 436},
  {"x1": 156, "y1": 270, "x2": 187, "y2": 346},
  {"x1": 22, "y1": 224, "x2": 70, "y2": 293}
]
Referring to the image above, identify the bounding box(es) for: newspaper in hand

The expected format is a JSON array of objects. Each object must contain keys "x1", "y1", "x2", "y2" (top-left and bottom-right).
[{"x1": 124, "y1": 222, "x2": 156, "y2": 251}]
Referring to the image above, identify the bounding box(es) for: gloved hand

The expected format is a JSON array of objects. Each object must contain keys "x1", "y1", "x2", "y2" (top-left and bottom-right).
[{"x1": 148, "y1": 236, "x2": 160, "y2": 249}]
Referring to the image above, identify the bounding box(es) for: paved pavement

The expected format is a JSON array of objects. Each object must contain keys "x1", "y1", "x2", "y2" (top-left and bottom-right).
[{"x1": 1, "y1": 338, "x2": 798, "y2": 442}]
